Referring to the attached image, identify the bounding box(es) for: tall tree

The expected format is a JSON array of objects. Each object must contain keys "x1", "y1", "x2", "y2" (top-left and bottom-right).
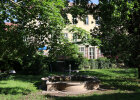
[
  {"x1": 0, "y1": 0, "x2": 65, "y2": 69},
  {"x1": 68, "y1": 0, "x2": 140, "y2": 78},
  {"x1": 92, "y1": 0, "x2": 140, "y2": 78}
]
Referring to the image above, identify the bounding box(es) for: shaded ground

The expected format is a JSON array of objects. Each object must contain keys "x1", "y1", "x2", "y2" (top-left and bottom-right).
[
  {"x1": 42, "y1": 89, "x2": 114, "y2": 97},
  {"x1": 46, "y1": 92, "x2": 140, "y2": 100}
]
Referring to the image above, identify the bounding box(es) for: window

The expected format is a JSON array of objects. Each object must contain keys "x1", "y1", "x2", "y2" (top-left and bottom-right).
[
  {"x1": 84, "y1": 16, "x2": 89, "y2": 25},
  {"x1": 79, "y1": 47, "x2": 85, "y2": 56},
  {"x1": 98, "y1": 49, "x2": 101, "y2": 57},
  {"x1": 95, "y1": 17, "x2": 100, "y2": 25},
  {"x1": 64, "y1": 33, "x2": 68, "y2": 39},
  {"x1": 89, "y1": 47, "x2": 94, "y2": 59},
  {"x1": 73, "y1": 34, "x2": 77, "y2": 42},
  {"x1": 72, "y1": 16, "x2": 78, "y2": 24}
]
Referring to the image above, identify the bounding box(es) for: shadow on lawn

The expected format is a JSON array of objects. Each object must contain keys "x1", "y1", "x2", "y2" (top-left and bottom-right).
[
  {"x1": 1, "y1": 69, "x2": 139, "y2": 95},
  {"x1": 78, "y1": 70, "x2": 111, "y2": 78},
  {"x1": 111, "y1": 69, "x2": 138, "y2": 77},
  {"x1": 100, "y1": 77, "x2": 140, "y2": 91},
  {"x1": 0, "y1": 87, "x2": 31, "y2": 95},
  {"x1": 46, "y1": 92, "x2": 140, "y2": 100},
  {"x1": 0, "y1": 83, "x2": 7, "y2": 84},
  {"x1": 79, "y1": 70, "x2": 140, "y2": 91},
  {"x1": 14, "y1": 70, "x2": 139, "y2": 92}
]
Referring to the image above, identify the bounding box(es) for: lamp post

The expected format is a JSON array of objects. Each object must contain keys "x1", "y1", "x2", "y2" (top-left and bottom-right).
[{"x1": 69, "y1": 64, "x2": 71, "y2": 80}]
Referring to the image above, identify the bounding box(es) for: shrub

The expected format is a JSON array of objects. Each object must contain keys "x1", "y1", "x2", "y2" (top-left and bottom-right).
[
  {"x1": 21, "y1": 54, "x2": 49, "y2": 75},
  {"x1": 96, "y1": 57, "x2": 113, "y2": 69},
  {"x1": 0, "y1": 58, "x2": 22, "y2": 73},
  {"x1": 89, "y1": 59, "x2": 98, "y2": 69},
  {"x1": 78, "y1": 57, "x2": 114, "y2": 70},
  {"x1": 78, "y1": 58, "x2": 90, "y2": 70}
]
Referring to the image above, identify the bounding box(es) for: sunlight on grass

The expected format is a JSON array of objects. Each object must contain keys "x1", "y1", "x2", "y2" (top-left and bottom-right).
[
  {"x1": 0, "y1": 68, "x2": 140, "y2": 100},
  {"x1": 0, "y1": 77, "x2": 38, "y2": 99}
]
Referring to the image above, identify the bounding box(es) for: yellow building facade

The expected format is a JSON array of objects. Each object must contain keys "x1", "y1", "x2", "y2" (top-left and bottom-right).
[{"x1": 62, "y1": 14, "x2": 103, "y2": 59}]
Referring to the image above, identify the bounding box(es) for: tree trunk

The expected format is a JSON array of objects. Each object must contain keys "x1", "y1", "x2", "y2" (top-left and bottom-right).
[{"x1": 138, "y1": 67, "x2": 140, "y2": 79}]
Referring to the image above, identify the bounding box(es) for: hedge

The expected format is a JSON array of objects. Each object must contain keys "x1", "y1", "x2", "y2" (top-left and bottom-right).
[{"x1": 79, "y1": 57, "x2": 115, "y2": 70}]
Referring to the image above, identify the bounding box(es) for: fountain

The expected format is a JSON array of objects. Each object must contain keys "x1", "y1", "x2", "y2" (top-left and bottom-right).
[
  {"x1": 41, "y1": 64, "x2": 100, "y2": 96},
  {"x1": 41, "y1": 75, "x2": 100, "y2": 93}
]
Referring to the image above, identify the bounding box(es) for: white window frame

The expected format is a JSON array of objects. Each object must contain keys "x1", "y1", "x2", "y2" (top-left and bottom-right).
[
  {"x1": 73, "y1": 34, "x2": 78, "y2": 42},
  {"x1": 84, "y1": 16, "x2": 89, "y2": 25},
  {"x1": 98, "y1": 49, "x2": 101, "y2": 57},
  {"x1": 95, "y1": 17, "x2": 100, "y2": 25},
  {"x1": 64, "y1": 33, "x2": 68, "y2": 39},
  {"x1": 79, "y1": 46, "x2": 85, "y2": 56},
  {"x1": 88, "y1": 46, "x2": 95, "y2": 59},
  {"x1": 72, "y1": 16, "x2": 78, "y2": 24}
]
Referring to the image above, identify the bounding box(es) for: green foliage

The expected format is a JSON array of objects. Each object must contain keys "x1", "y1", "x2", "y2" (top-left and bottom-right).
[
  {"x1": 69, "y1": 26, "x2": 91, "y2": 43},
  {"x1": 68, "y1": 0, "x2": 90, "y2": 20},
  {"x1": 68, "y1": 0, "x2": 140, "y2": 77},
  {"x1": 89, "y1": 38, "x2": 102, "y2": 46},
  {"x1": 0, "y1": 58, "x2": 22, "y2": 72},
  {"x1": 78, "y1": 57, "x2": 90, "y2": 70},
  {"x1": 0, "y1": 53, "x2": 49, "y2": 75},
  {"x1": 21, "y1": 54, "x2": 48, "y2": 75},
  {"x1": 0, "y1": 0, "x2": 66, "y2": 71},
  {"x1": 89, "y1": 59, "x2": 98, "y2": 69},
  {"x1": 92, "y1": 0, "x2": 140, "y2": 69},
  {"x1": 78, "y1": 57, "x2": 114, "y2": 70},
  {"x1": 48, "y1": 43, "x2": 80, "y2": 62},
  {"x1": 96, "y1": 57, "x2": 112, "y2": 69}
]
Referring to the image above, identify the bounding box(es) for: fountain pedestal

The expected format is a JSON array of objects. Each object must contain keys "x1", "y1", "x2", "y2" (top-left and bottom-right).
[{"x1": 41, "y1": 75, "x2": 100, "y2": 92}]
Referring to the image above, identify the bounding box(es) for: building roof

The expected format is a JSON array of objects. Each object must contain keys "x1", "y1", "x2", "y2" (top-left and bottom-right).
[{"x1": 5, "y1": 22, "x2": 17, "y2": 26}]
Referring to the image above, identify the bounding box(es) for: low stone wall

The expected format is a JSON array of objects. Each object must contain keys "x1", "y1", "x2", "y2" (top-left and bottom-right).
[{"x1": 41, "y1": 75, "x2": 100, "y2": 91}]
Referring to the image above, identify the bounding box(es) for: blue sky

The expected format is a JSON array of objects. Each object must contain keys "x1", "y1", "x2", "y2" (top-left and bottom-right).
[
  {"x1": 70, "y1": 0, "x2": 99, "y2": 4},
  {"x1": 90, "y1": 0, "x2": 99, "y2": 4},
  {"x1": 14, "y1": 0, "x2": 99, "y2": 4}
]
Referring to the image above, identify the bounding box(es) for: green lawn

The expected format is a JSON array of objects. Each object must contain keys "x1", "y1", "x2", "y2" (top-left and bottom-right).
[{"x1": 0, "y1": 68, "x2": 140, "y2": 100}]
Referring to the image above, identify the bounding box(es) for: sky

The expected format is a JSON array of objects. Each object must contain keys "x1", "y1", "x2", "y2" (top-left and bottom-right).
[
  {"x1": 14, "y1": 0, "x2": 99, "y2": 4},
  {"x1": 70, "y1": 0, "x2": 99, "y2": 4},
  {"x1": 90, "y1": 0, "x2": 99, "y2": 4}
]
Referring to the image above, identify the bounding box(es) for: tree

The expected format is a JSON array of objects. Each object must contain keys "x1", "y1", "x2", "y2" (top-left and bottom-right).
[
  {"x1": 0, "y1": 0, "x2": 65, "y2": 71},
  {"x1": 92, "y1": 0, "x2": 140, "y2": 78},
  {"x1": 68, "y1": 0, "x2": 140, "y2": 78}
]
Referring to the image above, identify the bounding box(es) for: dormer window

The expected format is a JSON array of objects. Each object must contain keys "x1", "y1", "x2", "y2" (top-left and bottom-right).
[
  {"x1": 64, "y1": 33, "x2": 68, "y2": 38},
  {"x1": 95, "y1": 17, "x2": 100, "y2": 25},
  {"x1": 73, "y1": 34, "x2": 78, "y2": 42},
  {"x1": 72, "y1": 16, "x2": 78, "y2": 24},
  {"x1": 84, "y1": 16, "x2": 89, "y2": 25},
  {"x1": 79, "y1": 46, "x2": 85, "y2": 56}
]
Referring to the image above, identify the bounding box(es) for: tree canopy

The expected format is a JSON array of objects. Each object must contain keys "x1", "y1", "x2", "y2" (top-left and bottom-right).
[
  {"x1": 83, "y1": 0, "x2": 140, "y2": 78},
  {"x1": 0, "y1": 0, "x2": 67, "y2": 72},
  {"x1": 94, "y1": 0, "x2": 140, "y2": 77},
  {"x1": 69, "y1": 0, "x2": 140, "y2": 78},
  {"x1": 0, "y1": 0, "x2": 65, "y2": 60}
]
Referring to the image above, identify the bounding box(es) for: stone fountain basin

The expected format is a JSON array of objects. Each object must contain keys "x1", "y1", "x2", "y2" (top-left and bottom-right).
[
  {"x1": 46, "y1": 81, "x2": 99, "y2": 92},
  {"x1": 41, "y1": 75, "x2": 100, "y2": 92}
]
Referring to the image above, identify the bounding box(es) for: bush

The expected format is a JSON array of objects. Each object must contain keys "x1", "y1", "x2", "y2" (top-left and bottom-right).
[
  {"x1": 78, "y1": 58, "x2": 90, "y2": 70},
  {"x1": 0, "y1": 58, "x2": 22, "y2": 73},
  {"x1": 21, "y1": 54, "x2": 49, "y2": 75},
  {"x1": 78, "y1": 57, "x2": 114, "y2": 70},
  {"x1": 50, "y1": 56, "x2": 115, "y2": 71},
  {"x1": 96, "y1": 57, "x2": 112, "y2": 69},
  {"x1": 89, "y1": 59, "x2": 98, "y2": 69}
]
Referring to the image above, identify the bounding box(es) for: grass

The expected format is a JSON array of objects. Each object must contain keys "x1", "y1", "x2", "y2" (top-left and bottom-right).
[
  {"x1": 79, "y1": 68, "x2": 139, "y2": 91},
  {"x1": 0, "y1": 68, "x2": 140, "y2": 100}
]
